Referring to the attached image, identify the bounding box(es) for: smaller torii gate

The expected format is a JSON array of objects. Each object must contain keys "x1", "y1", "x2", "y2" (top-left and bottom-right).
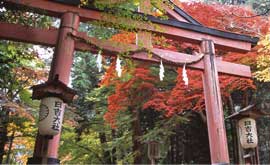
[{"x1": 0, "y1": 0, "x2": 258, "y2": 164}]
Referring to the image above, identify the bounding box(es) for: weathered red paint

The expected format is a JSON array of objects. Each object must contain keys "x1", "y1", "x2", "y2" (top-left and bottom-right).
[
  {"x1": 5, "y1": 0, "x2": 253, "y2": 52},
  {"x1": 49, "y1": 12, "x2": 80, "y2": 83},
  {"x1": 0, "y1": 22, "x2": 58, "y2": 47},
  {"x1": 0, "y1": 1, "x2": 258, "y2": 163},
  {"x1": 202, "y1": 39, "x2": 230, "y2": 164},
  {"x1": 33, "y1": 12, "x2": 80, "y2": 161},
  {"x1": 0, "y1": 22, "x2": 252, "y2": 78}
]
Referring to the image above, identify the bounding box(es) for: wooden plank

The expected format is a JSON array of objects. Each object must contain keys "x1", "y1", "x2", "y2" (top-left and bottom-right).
[
  {"x1": 161, "y1": 3, "x2": 190, "y2": 22},
  {"x1": 167, "y1": 1, "x2": 202, "y2": 25},
  {"x1": 0, "y1": 22, "x2": 251, "y2": 78},
  {"x1": 4, "y1": 0, "x2": 255, "y2": 52},
  {"x1": 131, "y1": 51, "x2": 251, "y2": 78},
  {"x1": 0, "y1": 22, "x2": 58, "y2": 47},
  {"x1": 75, "y1": 32, "x2": 252, "y2": 78},
  {"x1": 216, "y1": 60, "x2": 251, "y2": 78}
]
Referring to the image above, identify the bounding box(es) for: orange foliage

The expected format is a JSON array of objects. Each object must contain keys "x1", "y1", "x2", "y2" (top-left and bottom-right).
[
  {"x1": 143, "y1": 70, "x2": 255, "y2": 117},
  {"x1": 181, "y1": 2, "x2": 269, "y2": 36},
  {"x1": 100, "y1": 59, "x2": 118, "y2": 86},
  {"x1": 104, "y1": 65, "x2": 157, "y2": 127},
  {"x1": 180, "y1": 2, "x2": 268, "y2": 67},
  {"x1": 110, "y1": 32, "x2": 136, "y2": 44},
  {"x1": 103, "y1": 2, "x2": 266, "y2": 127},
  {"x1": 143, "y1": 69, "x2": 204, "y2": 117},
  {"x1": 14, "y1": 66, "x2": 47, "y2": 83}
]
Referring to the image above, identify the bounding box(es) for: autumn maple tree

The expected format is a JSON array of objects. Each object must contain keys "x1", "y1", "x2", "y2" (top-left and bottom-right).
[
  {"x1": 95, "y1": 2, "x2": 270, "y2": 163},
  {"x1": 104, "y1": 1, "x2": 267, "y2": 122},
  {"x1": 2, "y1": 0, "x2": 270, "y2": 164}
]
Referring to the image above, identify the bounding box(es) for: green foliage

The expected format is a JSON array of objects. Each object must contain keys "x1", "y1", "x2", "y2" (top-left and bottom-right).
[
  {"x1": 254, "y1": 34, "x2": 270, "y2": 82},
  {"x1": 0, "y1": 8, "x2": 51, "y2": 164},
  {"x1": 19, "y1": 89, "x2": 40, "y2": 110},
  {"x1": 140, "y1": 115, "x2": 188, "y2": 142},
  {"x1": 59, "y1": 126, "x2": 104, "y2": 164},
  {"x1": 0, "y1": 8, "x2": 52, "y2": 28}
]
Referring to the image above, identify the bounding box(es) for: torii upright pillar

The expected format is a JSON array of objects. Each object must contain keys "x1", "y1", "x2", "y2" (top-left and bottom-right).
[
  {"x1": 202, "y1": 39, "x2": 230, "y2": 164},
  {"x1": 28, "y1": 12, "x2": 80, "y2": 164}
]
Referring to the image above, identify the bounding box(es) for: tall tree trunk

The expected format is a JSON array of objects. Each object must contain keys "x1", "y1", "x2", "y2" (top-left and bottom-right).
[
  {"x1": 99, "y1": 133, "x2": 112, "y2": 164},
  {"x1": 132, "y1": 108, "x2": 143, "y2": 164},
  {"x1": 0, "y1": 107, "x2": 9, "y2": 163},
  {"x1": 5, "y1": 129, "x2": 15, "y2": 164},
  {"x1": 111, "y1": 129, "x2": 117, "y2": 164},
  {"x1": 228, "y1": 95, "x2": 239, "y2": 163}
]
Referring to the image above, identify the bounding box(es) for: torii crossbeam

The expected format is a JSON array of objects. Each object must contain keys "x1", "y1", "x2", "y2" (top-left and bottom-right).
[{"x1": 0, "y1": 0, "x2": 258, "y2": 164}]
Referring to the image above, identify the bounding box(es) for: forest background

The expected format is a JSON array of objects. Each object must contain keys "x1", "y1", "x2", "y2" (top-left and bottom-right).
[{"x1": 0, "y1": 0, "x2": 270, "y2": 164}]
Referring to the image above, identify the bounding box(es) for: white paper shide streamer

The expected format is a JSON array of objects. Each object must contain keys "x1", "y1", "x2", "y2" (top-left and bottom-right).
[
  {"x1": 96, "y1": 50, "x2": 102, "y2": 72},
  {"x1": 116, "y1": 56, "x2": 122, "y2": 77},
  {"x1": 182, "y1": 64, "x2": 188, "y2": 86},
  {"x1": 159, "y1": 60, "x2": 164, "y2": 81}
]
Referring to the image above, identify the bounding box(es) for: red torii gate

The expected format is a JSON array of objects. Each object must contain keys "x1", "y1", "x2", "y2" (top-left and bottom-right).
[{"x1": 0, "y1": 0, "x2": 258, "y2": 164}]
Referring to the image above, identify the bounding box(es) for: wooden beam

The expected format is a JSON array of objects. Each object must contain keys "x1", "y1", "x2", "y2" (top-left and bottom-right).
[
  {"x1": 166, "y1": 0, "x2": 202, "y2": 25},
  {"x1": 4, "y1": 0, "x2": 256, "y2": 52},
  {"x1": 0, "y1": 22, "x2": 58, "y2": 47},
  {"x1": 131, "y1": 51, "x2": 251, "y2": 78},
  {"x1": 161, "y1": 3, "x2": 190, "y2": 23},
  {"x1": 0, "y1": 22, "x2": 251, "y2": 78},
  {"x1": 202, "y1": 39, "x2": 230, "y2": 164},
  {"x1": 74, "y1": 31, "x2": 253, "y2": 78}
]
